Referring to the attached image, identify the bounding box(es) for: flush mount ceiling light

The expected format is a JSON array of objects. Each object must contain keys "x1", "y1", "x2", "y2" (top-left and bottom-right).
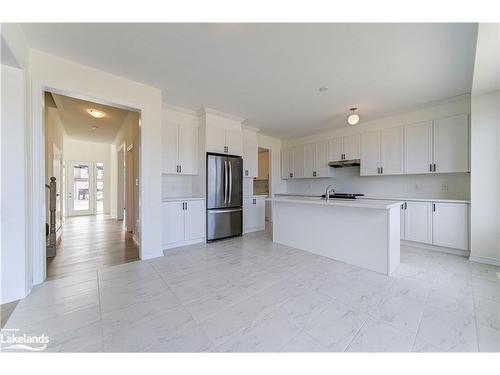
[
  {"x1": 347, "y1": 107, "x2": 360, "y2": 126},
  {"x1": 318, "y1": 87, "x2": 328, "y2": 92},
  {"x1": 87, "y1": 109, "x2": 106, "y2": 119},
  {"x1": 91, "y1": 126, "x2": 99, "y2": 130}
]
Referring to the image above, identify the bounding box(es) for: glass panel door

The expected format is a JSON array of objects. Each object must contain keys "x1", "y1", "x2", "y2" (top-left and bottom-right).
[{"x1": 67, "y1": 161, "x2": 95, "y2": 216}]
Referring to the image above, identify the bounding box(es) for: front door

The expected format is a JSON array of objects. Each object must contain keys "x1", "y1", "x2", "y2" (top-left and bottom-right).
[{"x1": 66, "y1": 161, "x2": 95, "y2": 216}]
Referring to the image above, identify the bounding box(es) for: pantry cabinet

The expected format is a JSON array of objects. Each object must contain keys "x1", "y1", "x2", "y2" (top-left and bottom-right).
[
  {"x1": 243, "y1": 196, "x2": 265, "y2": 233},
  {"x1": 162, "y1": 122, "x2": 198, "y2": 175},
  {"x1": 162, "y1": 199, "x2": 205, "y2": 249}
]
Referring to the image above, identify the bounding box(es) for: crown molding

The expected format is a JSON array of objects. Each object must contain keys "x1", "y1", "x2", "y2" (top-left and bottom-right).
[
  {"x1": 196, "y1": 107, "x2": 245, "y2": 123},
  {"x1": 162, "y1": 102, "x2": 198, "y2": 116}
]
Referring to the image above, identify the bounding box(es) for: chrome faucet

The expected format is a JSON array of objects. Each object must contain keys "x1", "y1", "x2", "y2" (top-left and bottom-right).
[{"x1": 324, "y1": 185, "x2": 335, "y2": 201}]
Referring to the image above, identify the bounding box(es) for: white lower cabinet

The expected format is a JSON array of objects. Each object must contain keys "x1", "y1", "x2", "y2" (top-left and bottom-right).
[
  {"x1": 243, "y1": 196, "x2": 265, "y2": 233},
  {"x1": 432, "y1": 202, "x2": 468, "y2": 250},
  {"x1": 162, "y1": 199, "x2": 205, "y2": 249},
  {"x1": 400, "y1": 200, "x2": 469, "y2": 250},
  {"x1": 404, "y1": 201, "x2": 433, "y2": 244}
]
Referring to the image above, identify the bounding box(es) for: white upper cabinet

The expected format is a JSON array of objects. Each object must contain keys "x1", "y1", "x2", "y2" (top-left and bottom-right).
[
  {"x1": 162, "y1": 122, "x2": 179, "y2": 174},
  {"x1": 328, "y1": 135, "x2": 360, "y2": 161},
  {"x1": 360, "y1": 130, "x2": 380, "y2": 176},
  {"x1": 404, "y1": 115, "x2": 469, "y2": 174},
  {"x1": 205, "y1": 122, "x2": 227, "y2": 154},
  {"x1": 380, "y1": 127, "x2": 404, "y2": 175},
  {"x1": 433, "y1": 114, "x2": 469, "y2": 173},
  {"x1": 404, "y1": 201, "x2": 432, "y2": 244},
  {"x1": 291, "y1": 145, "x2": 305, "y2": 178},
  {"x1": 432, "y1": 202, "x2": 468, "y2": 250},
  {"x1": 204, "y1": 111, "x2": 243, "y2": 156},
  {"x1": 242, "y1": 128, "x2": 258, "y2": 178},
  {"x1": 177, "y1": 126, "x2": 198, "y2": 175},
  {"x1": 315, "y1": 140, "x2": 332, "y2": 177},
  {"x1": 328, "y1": 137, "x2": 343, "y2": 161},
  {"x1": 343, "y1": 134, "x2": 361, "y2": 160},
  {"x1": 225, "y1": 128, "x2": 243, "y2": 156},
  {"x1": 281, "y1": 147, "x2": 293, "y2": 179},
  {"x1": 404, "y1": 121, "x2": 433, "y2": 174},
  {"x1": 361, "y1": 127, "x2": 404, "y2": 176},
  {"x1": 303, "y1": 143, "x2": 316, "y2": 178},
  {"x1": 162, "y1": 120, "x2": 198, "y2": 175}
]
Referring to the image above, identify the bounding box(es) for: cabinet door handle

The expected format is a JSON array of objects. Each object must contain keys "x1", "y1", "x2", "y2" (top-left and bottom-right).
[
  {"x1": 432, "y1": 203, "x2": 436, "y2": 212},
  {"x1": 380, "y1": 167, "x2": 383, "y2": 174},
  {"x1": 404, "y1": 202, "x2": 407, "y2": 210},
  {"x1": 429, "y1": 164, "x2": 432, "y2": 172},
  {"x1": 433, "y1": 163, "x2": 436, "y2": 172},
  {"x1": 313, "y1": 171, "x2": 317, "y2": 177},
  {"x1": 179, "y1": 165, "x2": 182, "y2": 173},
  {"x1": 185, "y1": 201, "x2": 188, "y2": 210}
]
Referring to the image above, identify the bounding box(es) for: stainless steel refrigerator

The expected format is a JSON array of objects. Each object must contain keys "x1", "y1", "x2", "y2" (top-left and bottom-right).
[{"x1": 206, "y1": 153, "x2": 243, "y2": 241}]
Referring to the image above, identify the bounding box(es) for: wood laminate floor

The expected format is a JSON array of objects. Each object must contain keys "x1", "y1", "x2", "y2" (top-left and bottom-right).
[{"x1": 46, "y1": 215, "x2": 139, "y2": 280}]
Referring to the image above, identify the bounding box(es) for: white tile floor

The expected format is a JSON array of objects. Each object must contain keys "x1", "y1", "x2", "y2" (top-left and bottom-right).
[{"x1": 2, "y1": 230, "x2": 499, "y2": 352}]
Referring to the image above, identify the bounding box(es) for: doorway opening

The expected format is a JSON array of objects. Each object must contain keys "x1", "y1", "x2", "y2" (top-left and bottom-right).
[{"x1": 44, "y1": 91, "x2": 140, "y2": 280}]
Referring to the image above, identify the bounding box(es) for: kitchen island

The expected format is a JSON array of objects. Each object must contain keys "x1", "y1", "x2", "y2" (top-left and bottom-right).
[{"x1": 267, "y1": 196, "x2": 403, "y2": 275}]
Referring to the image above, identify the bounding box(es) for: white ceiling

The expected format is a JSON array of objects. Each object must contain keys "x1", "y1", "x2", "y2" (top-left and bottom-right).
[
  {"x1": 49, "y1": 93, "x2": 131, "y2": 143},
  {"x1": 24, "y1": 23, "x2": 477, "y2": 138}
]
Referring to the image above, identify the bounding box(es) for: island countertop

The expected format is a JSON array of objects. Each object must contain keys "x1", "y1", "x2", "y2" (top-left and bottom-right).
[{"x1": 267, "y1": 196, "x2": 403, "y2": 210}]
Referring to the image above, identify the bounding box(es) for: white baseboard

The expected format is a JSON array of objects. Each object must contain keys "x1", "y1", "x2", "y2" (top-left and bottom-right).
[
  {"x1": 469, "y1": 255, "x2": 500, "y2": 267},
  {"x1": 401, "y1": 240, "x2": 470, "y2": 258},
  {"x1": 163, "y1": 238, "x2": 204, "y2": 251},
  {"x1": 243, "y1": 226, "x2": 265, "y2": 234}
]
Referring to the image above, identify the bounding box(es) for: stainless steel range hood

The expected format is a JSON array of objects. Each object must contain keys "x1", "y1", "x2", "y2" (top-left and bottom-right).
[{"x1": 328, "y1": 159, "x2": 361, "y2": 168}]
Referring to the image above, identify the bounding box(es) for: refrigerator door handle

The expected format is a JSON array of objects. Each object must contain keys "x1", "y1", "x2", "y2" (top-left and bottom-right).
[
  {"x1": 208, "y1": 208, "x2": 242, "y2": 214},
  {"x1": 223, "y1": 160, "x2": 228, "y2": 204},
  {"x1": 228, "y1": 161, "x2": 232, "y2": 204}
]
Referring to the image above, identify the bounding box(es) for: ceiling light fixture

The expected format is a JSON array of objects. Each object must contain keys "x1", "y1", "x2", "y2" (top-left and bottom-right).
[
  {"x1": 87, "y1": 109, "x2": 106, "y2": 119},
  {"x1": 318, "y1": 87, "x2": 328, "y2": 92},
  {"x1": 91, "y1": 126, "x2": 99, "y2": 130},
  {"x1": 347, "y1": 107, "x2": 360, "y2": 126}
]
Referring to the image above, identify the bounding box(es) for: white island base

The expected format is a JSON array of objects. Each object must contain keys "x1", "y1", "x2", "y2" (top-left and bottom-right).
[{"x1": 270, "y1": 197, "x2": 402, "y2": 275}]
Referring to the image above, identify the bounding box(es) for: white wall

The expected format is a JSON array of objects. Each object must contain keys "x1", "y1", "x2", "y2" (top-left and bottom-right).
[
  {"x1": 469, "y1": 23, "x2": 500, "y2": 265},
  {"x1": 282, "y1": 95, "x2": 471, "y2": 200},
  {"x1": 470, "y1": 91, "x2": 500, "y2": 264},
  {"x1": 63, "y1": 137, "x2": 112, "y2": 215},
  {"x1": 1, "y1": 64, "x2": 27, "y2": 303},
  {"x1": 29, "y1": 50, "x2": 162, "y2": 272}
]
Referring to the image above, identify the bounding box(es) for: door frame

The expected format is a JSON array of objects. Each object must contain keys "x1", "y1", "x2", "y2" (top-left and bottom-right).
[
  {"x1": 65, "y1": 160, "x2": 96, "y2": 217},
  {"x1": 31, "y1": 81, "x2": 144, "y2": 286}
]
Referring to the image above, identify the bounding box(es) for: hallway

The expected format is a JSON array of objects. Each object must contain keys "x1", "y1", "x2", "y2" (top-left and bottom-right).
[{"x1": 47, "y1": 215, "x2": 139, "y2": 280}]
